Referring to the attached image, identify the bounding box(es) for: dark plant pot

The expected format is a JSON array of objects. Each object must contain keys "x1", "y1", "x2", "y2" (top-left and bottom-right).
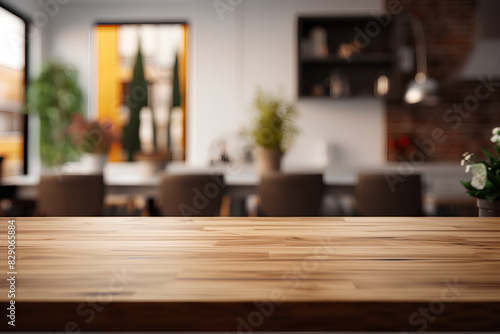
[{"x1": 477, "y1": 199, "x2": 500, "y2": 217}]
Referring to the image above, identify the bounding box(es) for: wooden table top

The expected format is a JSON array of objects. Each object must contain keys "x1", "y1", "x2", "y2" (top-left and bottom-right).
[{"x1": 1, "y1": 217, "x2": 499, "y2": 331}]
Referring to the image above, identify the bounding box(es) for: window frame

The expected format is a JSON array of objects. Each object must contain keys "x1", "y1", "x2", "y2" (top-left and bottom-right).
[
  {"x1": 93, "y1": 20, "x2": 189, "y2": 161},
  {"x1": 0, "y1": 2, "x2": 30, "y2": 175}
]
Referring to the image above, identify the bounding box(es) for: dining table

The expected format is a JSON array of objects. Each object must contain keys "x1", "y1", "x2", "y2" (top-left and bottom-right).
[{"x1": 1, "y1": 216, "x2": 499, "y2": 331}]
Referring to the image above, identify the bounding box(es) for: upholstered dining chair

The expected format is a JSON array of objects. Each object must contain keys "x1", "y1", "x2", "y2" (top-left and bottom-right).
[
  {"x1": 158, "y1": 174, "x2": 225, "y2": 217},
  {"x1": 258, "y1": 173, "x2": 324, "y2": 217},
  {"x1": 356, "y1": 173, "x2": 423, "y2": 216},
  {"x1": 38, "y1": 174, "x2": 104, "y2": 216}
]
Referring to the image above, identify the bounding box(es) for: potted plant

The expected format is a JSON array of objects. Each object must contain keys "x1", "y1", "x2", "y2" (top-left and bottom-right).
[
  {"x1": 461, "y1": 127, "x2": 500, "y2": 217},
  {"x1": 68, "y1": 113, "x2": 113, "y2": 173},
  {"x1": 244, "y1": 88, "x2": 298, "y2": 174},
  {"x1": 26, "y1": 62, "x2": 84, "y2": 168}
]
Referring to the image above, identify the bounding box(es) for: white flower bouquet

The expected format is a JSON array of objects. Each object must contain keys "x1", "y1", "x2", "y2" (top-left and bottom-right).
[{"x1": 461, "y1": 127, "x2": 500, "y2": 202}]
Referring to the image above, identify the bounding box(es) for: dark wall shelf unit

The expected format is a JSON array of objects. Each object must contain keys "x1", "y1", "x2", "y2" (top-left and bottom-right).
[{"x1": 298, "y1": 16, "x2": 399, "y2": 100}]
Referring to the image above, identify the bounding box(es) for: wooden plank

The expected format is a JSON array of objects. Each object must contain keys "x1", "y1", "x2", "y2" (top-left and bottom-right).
[{"x1": 0, "y1": 217, "x2": 499, "y2": 331}]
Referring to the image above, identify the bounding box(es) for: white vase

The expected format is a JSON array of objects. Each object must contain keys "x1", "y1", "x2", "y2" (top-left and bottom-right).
[{"x1": 79, "y1": 153, "x2": 107, "y2": 174}]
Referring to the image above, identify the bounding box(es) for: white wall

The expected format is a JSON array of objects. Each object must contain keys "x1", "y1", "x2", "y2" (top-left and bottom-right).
[
  {"x1": 11, "y1": 0, "x2": 387, "y2": 170},
  {"x1": 242, "y1": 0, "x2": 385, "y2": 167}
]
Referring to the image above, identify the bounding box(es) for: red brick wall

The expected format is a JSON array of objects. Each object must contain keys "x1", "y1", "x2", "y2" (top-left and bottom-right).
[{"x1": 386, "y1": 0, "x2": 500, "y2": 162}]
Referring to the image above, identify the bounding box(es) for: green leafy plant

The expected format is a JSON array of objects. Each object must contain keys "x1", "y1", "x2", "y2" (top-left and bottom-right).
[
  {"x1": 26, "y1": 62, "x2": 84, "y2": 167},
  {"x1": 461, "y1": 127, "x2": 500, "y2": 203},
  {"x1": 244, "y1": 88, "x2": 298, "y2": 152}
]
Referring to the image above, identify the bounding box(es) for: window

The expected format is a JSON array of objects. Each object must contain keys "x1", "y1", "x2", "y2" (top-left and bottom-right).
[
  {"x1": 94, "y1": 23, "x2": 188, "y2": 162},
  {"x1": 0, "y1": 4, "x2": 28, "y2": 176}
]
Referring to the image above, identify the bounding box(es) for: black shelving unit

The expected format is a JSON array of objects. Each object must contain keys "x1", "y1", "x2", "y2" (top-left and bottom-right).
[{"x1": 298, "y1": 16, "x2": 400, "y2": 99}]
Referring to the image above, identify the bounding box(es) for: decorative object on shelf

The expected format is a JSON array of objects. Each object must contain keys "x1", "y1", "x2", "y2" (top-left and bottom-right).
[
  {"x1": 374, "y1": 74, "x2": 390, "y2": 97},
  {"x1": 68, "y1": 113, "x2": 114, "y2": 173},
  {"x1": 123, "y1": 45, "x2": 149, "y2": 162},
  {"x1": 310, "y1": 26, "x2": 329, "y2": 58},
  {"x1": 329, "y1": 70, "x2": 349, "y2": 98},
  {"x1": 337, "y1": 40, "x2": 362, "y2": 60},
  {"x1": 26, "y1": 62, "x2": 84, "y2": 167},
  {"x1": 243, "y1": 88, "x2": 298, "y2": 174},
  {"x1": 461, "y1": 127, "x2": 500, "y2": 217},
  {"x1": 298, "y1": 16, "x2": 396, "y2": 99},
  {"x1": 403, "y1": 14, "x2": 439, "y2": 105},
  {"x1": 311, "y1": 84, "x2": 325, "y2": 97}
]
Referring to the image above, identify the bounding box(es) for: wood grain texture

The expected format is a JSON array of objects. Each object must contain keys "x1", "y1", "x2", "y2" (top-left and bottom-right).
[{"x1": 0, "y1": 217, "x2": 499, "y2": 331}]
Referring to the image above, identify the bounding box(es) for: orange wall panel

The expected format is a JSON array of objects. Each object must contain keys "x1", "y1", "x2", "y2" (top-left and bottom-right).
[{"x1": 96, "y1": 25, "x2": 123, "y2": 162}]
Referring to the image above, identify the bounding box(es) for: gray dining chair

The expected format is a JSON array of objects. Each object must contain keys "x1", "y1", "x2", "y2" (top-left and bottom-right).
[
  {"x1": 158, "y1": 174, "x2": 225, "y2": 217},
  {"x1": 258, "y1": 173, "x2": 324, "y2": 216},
  {"x1": 356, "y1": 173, "x2": 423, "y2": 216},
  {"x1": 38, "y1": 174, "x2": 104, "y2": 216}
]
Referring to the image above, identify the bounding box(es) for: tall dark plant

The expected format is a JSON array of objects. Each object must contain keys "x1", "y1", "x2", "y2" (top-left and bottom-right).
[
  {"x1": 26, "y1": 62, "x2": 83, "y2": 167},
  {"x1": 167, "y1": 54, "x2": 181, "y2": 152},
  {"x1": 123, "y1": 46, "x2": 148, "y2": 161}
]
